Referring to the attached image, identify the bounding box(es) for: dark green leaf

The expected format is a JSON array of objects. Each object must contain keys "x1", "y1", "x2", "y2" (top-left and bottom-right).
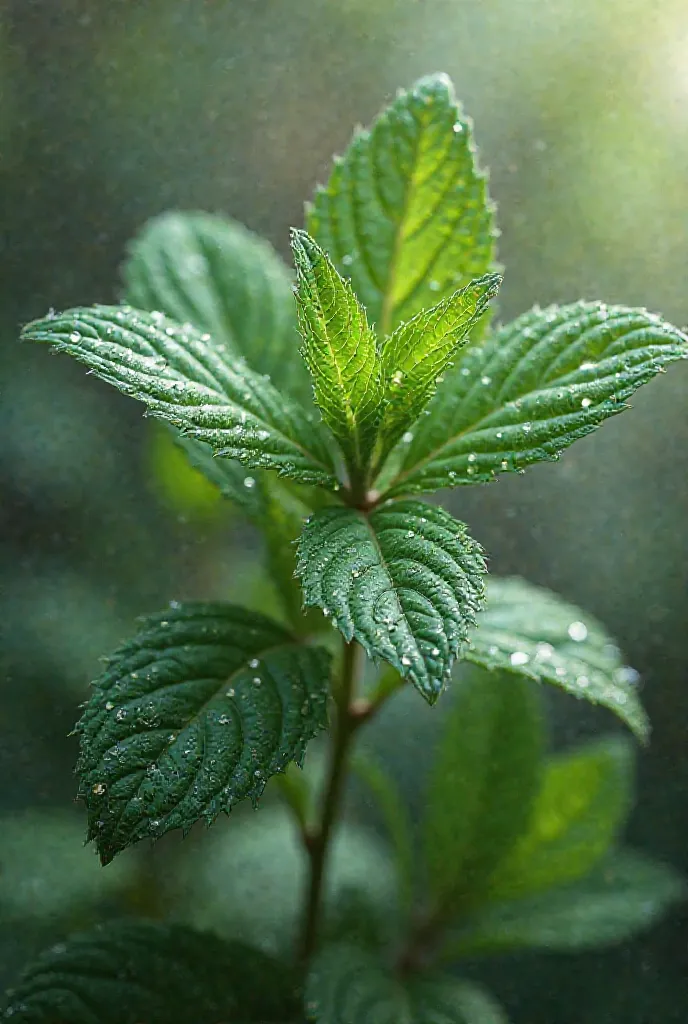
[
  {"x1": 122, "y1": 210, "x2": 311, "y2": 403},
  {"x1": 1, "y1": 919, "x2": 297, "y2": 1023},
  {"x1": 21, "y1": 305, "x2": 338, "y2": 489},
  {"x1": 77, "y1": 602, "x2": 330, "y2": 863},
  {"x1": 308, "y1": 73, "x2": 498, "y2": 336},
  {"x1": 423, "y1": 669, "x2": 544, "y2": 910},
  {"x1": 376, "y1": 274, "x2": 501, "y2": 460},
  {"x1": 466, "y1": 577, "x2": 649, "y2": 741},
  {"x1": 296, "y1": 501, "x2": 486, "y2": 702},
  {"x1": 170, "y1": 431, "x2": 267, "y2": 519},
  {"x1": 291, "y1": 230, "x2": 383, "y2": 470},
  {"x1": 487, "y1": 736, "x2": 634, "y2": 902},
  {"x1": 307, "y1": 945, "x2": 508, "y2": 1023},
  {"x1": 167, "y1": 806, "x2": 398, "y2": 955},
  {"x1": 0, "y1": 811, "x2": 134, "y2": 923},
  {"x1": 386, "y1": 302, "x2": 688, "y2": 497},
  {"x1": 444, "y1": 851, "x2": 686, "y2": 957}
]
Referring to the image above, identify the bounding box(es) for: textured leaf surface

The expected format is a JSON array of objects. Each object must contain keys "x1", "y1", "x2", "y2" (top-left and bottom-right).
[
  {"x1": 307, "y1": 945, "x2": 508, "y2": 1023},
  {"x1": 466, "y1": 578, "x2": 649, "y2": 740},
  {"x1": 377, "y1": 274, "x2": 501, "y2": 458},
  {"x1": 1, "y1": 920, "x2": 297, "y2": 1023},
  {"x1": 0, "y1": 811, "x2": 134, "y2": 923},
  {"x1": 308, "y1": 73, "x2": 497, "y2": 335},
  {"x1": 77, "y1": 602, "x2": 330, "y2": 863},
  {"x1": 424, "y1": 669, "x2": 543, "y2": 909},
  {"x1": 168, "y1": 805, "x2": 398, "y2": 955},
  {"x1": 296, "y1": 501, "x2": 486, "y2": 702},
  {"x1": 488, "y1": 736, "x2": 633, "y2": 902},
  {"x1": 122, "y1": 210, "x2": 311, "y2": 403},
  {"x1": 291, "y1": 230, "x2": 382, "y2": 468},
  {"x1": 170, "y1": 431, "x2": 267, "y2": 519},
  {"x1": 386, "y1": 302, "x2": 688, "y2": 496},
  {"x1": 22, "y1": 305, "x2": 338, "y2": 489},
  {"x1": 445, "y1": 851, "x2": 686, "y2": 957}
]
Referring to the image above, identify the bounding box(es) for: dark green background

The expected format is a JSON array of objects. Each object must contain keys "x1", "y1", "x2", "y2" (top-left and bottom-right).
[{"x1": 1, "y1": 1, "x2": 686, "y2": 1019}]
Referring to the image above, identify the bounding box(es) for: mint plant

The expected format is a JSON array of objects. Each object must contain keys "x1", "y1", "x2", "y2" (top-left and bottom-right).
[{"x1": 4, "y1": 73, "x2": 686, "y2": 1024}]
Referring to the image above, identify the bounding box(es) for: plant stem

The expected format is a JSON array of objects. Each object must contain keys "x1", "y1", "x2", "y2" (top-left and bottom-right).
[{"x1": 299, "y1": 639, "x2": 364, "y2": 967}]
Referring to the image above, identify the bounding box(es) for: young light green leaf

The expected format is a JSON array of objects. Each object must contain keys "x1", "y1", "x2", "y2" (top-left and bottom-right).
[
  {"x1": 1, "y1": 920, "x2": 297, "y2": 1023},
  {"x1": 122, "y1": 210, "x2": 312, "y2": 404},
  {"x1": 21, "y1": 305, "x2": 338, "y2": 489},
  {"x1": 443, "y1": 851, "x2": 686, "y2": 958},
  {"x1": 170, "y1": 431, "x2": 267, "y2": 520},
  {"x1": 423, "y1": 669, "x2": 544, "y2": 910},
  {"x1": 296, "y1": 500, "x2": 486, "y2": 703},
  {"x1": 384, "y1": 302, "x2": 688, "y2": 497},
  {"x1": 376, "y1": 274, "x2": 501, "y2": 459},
  {"x1": 466, "y1": 577, "x2": 649, "y2": 741},
  {"x1": 77, "y1": 602, "x2": 330, "y2": 864},
  {"x1": 0, "y1": 811, "x2": 134, "y2": 924},
  {"x1": 308, "y1": 73, "x2": 498, "y2": 336},
  {"x1": 307, "y1": 945, "x2": 509, "y2": 1023},
  {"x1": 488, "y1": 736, "x2": 634, "y2": 903},
  {"x1": 291, "y1": 230, "x2": 383, "y2": 470}
]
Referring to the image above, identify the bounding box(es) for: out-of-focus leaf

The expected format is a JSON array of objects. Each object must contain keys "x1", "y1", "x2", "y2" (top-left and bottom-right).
[
  {"x1": 423, "y1": 669, "x2": 544, "y2": 910},
  {"x1": 1, "y1": 920, "x2": 297, "y2": 1023},
  {"x1": 444, "y1": 851, "x2": 686, "y2": 957},
  {"x1": 487, "y1": 736, "x2": 634, "y2": 902},
  {"x1": 307, "y1": 944, "x2": 509, "y2": 1022}
]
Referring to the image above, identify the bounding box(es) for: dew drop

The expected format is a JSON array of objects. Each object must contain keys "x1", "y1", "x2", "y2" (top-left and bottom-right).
[
  {"x1": 342, "y1": 254, "x2": 354, "y2": 266},
  {"x1": 481, "y1": 375, "x2": 492, "y2": 386},
  {"x1": 567, "y1": 621, "x2": 588, "y2": 642},
  {"x1": 510, "y1": 651, "x2": 530, "y2": 666},
  {"x1": 581, "y1": 398, "x2": 592, "y2": 409},
  {"x1": 243, "y1": 476, "x2": 256, "y2": 489},
  {"x1": 249, "y1": 658, "x2": 260, "y2": 669},
  {"x1": 226, "y1": 688, "x2": 236, "y2": 698},
  {"x1": 402, "y1": 431, "x2": 414, "y2": 443},
  {"x1": 401, "y1": 655, "x2": 412, "y2": 666},
  {"x1": 429, "y1": 279, "x2": 441, "y2": 292},
  {"x1": 105, "y1": 701, "x2": 114, "y2": 711}
]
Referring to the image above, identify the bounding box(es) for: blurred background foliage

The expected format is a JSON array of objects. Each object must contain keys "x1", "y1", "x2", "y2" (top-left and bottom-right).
[{"x1": 1, "y1": 0, "x2": 686, "y2": 1019}]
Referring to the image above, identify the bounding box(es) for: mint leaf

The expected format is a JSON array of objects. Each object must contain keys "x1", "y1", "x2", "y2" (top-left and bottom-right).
[
  {"x1": 423, "y1": 669, "x2": 544, "y2": 910},
  {"x1": 168, "y1": 805, "x2": 398, "y2": 956},
  {"x1": 21, "y1": 305, "x2": 338, "y2": 489},
  {"x1": 0, "y1": 811, "x2": 134, "y2": 924},
  {"x1": 296, "y1": 501, "x2": 486, "y2": 703},
  {"x1": 1, "y1": 920, "x2": 297, "y2": 1023},
  {"x1": 122, "y1": 210, "x2": 311, "y2": 404},
  {"x1": 466, "y1": 577, "x2": 649, "y2": 741},
  {"x1": 291, "y1": 230, "x2": 383, "y2": 471},
  {"x1": 307, "y1": 945, "x2": 508, "y2": 1023},
  {"x1": 170, "y1": 432, "x2": 267, "y2": 520},
  {"x1": 488, "y1": 736, "x2": 633, "y2": 903},
  {"x1": 77, "y1": 602, "x2": 330, "y2": 863},
  {"x1": 386, "y1": 302, "x2": 688, "y2": 496},
  {"x1": 308, "y1": 73, "x2": 498, "y2": 336},
  {"x1": 376, "y1": 274, "x2": 501, "y2": 460},
  {"x1": 444, "y1": 851, "x2": 686, "y2": 957}
]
